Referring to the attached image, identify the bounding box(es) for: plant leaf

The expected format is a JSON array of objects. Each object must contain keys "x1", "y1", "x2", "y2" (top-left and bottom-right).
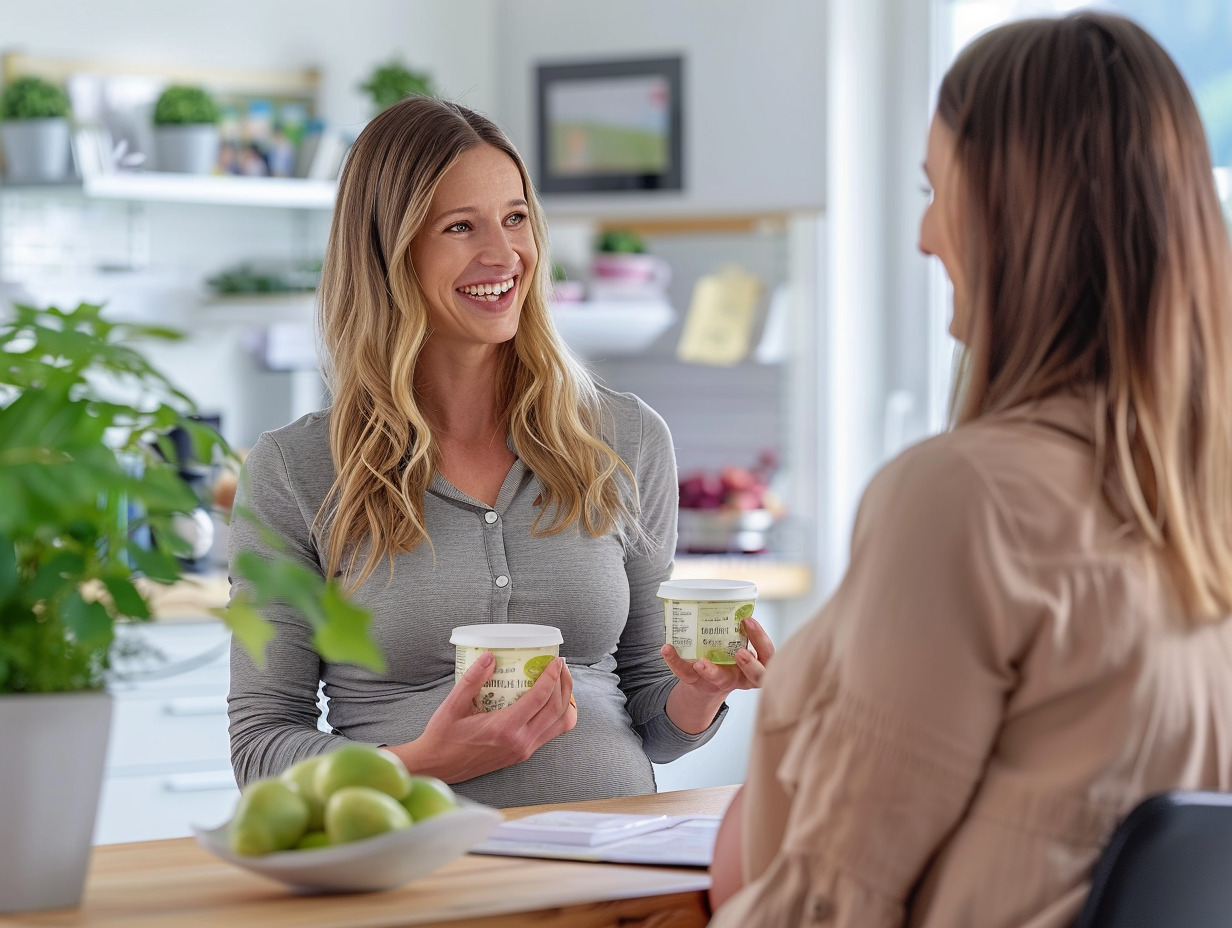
[
  {"x1": 101, "y1": 574, "x2": 150, "y2": 621},
  {"x1": 61, "y1": 592, "x2": 114, "y2": 649},
  {"x1": 312, "y1": 584, "x2": 386, "y2": 672},
  {"x1": 211, "y1": 594, "x2": 274, "y2": 669},
  {"x1": 0, "y1": 533, "x2": 16, "y2": 601}
]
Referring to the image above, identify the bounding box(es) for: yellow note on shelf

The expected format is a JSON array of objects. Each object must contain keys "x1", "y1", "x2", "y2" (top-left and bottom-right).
[{"x1": 676, "y1": 267, "x2": 764, "y2": 366}]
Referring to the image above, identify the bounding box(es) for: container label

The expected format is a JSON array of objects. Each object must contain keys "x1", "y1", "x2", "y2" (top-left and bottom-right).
[
  {"x1": 454, "y1": 645, "x2": 559, "y2": 712},
  {"x1": 663, "y1": 600, "x2": 755, "y2": 663}
]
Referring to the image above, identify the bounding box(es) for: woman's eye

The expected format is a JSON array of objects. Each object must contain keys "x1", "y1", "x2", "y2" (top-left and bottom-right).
[
  {"x1": 505, "y1": 212, "x2": 526, "y2": 227},
  {"x1": 447, "y1": 221, "x2": 471, "y2": 233}
]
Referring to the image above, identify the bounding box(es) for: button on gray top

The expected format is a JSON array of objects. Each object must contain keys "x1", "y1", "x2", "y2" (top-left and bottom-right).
[
  {"x1": 495, "y1": 575, "x2": 510, "y2": 588},
  {"x1": 484, "y1": 510, "x2": 498, "y2": 523}
]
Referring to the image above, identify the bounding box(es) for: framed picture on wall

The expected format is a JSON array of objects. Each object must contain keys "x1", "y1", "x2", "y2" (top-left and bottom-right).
[{"x1": 535, "y1": 55, "x2": 684, "y2": 194}]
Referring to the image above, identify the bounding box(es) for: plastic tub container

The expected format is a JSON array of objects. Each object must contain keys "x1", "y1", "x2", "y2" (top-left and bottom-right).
[
  {"x1": 657, "y1": 579, "x2": 758, "y2": 664},
  {"x1": 449, "y1": 624, "x2": 563, "y2": 712}
]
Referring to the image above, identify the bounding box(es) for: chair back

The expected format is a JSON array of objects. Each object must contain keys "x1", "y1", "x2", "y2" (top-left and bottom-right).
[{"x1": 1074, "y1": 790, "x2": 1232, "y2": 928}]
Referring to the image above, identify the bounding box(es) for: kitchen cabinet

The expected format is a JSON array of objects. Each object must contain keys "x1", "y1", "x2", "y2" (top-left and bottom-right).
[{"x1": 100, "y1": 620, "x2": 237, "y2": 845}]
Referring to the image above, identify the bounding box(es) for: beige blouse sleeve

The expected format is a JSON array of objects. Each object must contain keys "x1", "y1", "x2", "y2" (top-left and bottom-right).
[{"x1": 710, "y1": 440, "x2": 1041, "y2": 928}]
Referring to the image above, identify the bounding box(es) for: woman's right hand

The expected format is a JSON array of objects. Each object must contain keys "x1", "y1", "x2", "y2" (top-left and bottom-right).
[{"x1": 387, "y1": 652, "x2": 578, "y2": 783}]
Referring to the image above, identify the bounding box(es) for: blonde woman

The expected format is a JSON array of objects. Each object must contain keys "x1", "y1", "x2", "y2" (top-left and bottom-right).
[
  {"x1": 226, "y1": 97, "x2": 771, "y2": 807},
  {"x1": 710, "y1": 13, "x2": 1232, "y2": 928}
]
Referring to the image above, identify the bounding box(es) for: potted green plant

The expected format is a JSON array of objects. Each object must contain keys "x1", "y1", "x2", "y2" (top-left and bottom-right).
[
  {"x1": 151, "y1": 85, "x2": 220, "y2": 174},
  {"x1": 0, "y1": 302, "x2": 382, "y2": 914},
  {"x1": 0, "y1": 75, "x2": 72, "y2": 183},
  {"x1": 592, "y1": 228, "x2": 671, "y2": 296},
  {"x1": 358, "y1": 59, "x2": 435, "y2": 115}
]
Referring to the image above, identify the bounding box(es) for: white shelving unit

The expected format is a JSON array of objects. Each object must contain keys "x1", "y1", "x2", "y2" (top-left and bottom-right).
[
  {"x1": 83, "y1": 172, "x2": 337, "y2": 209},
  {"x1": 1, "y1": 172, "x2": 337, "y2": 210}
]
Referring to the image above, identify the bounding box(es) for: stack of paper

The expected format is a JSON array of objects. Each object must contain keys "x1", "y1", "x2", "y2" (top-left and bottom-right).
[{"x1": 470, "y1": 811, "x2": 721, "y2": 868}]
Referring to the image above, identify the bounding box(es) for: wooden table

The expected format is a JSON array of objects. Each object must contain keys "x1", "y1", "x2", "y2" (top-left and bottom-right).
[{"x1": 0, "y1": 786, "x2": 737, "y2": 928}]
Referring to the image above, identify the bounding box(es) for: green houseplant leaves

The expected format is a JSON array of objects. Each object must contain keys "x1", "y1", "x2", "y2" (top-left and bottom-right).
[
  {"x1": 0, "y1": 76, "x2": 70, "y2": 121},
  {"x1": 0, "y1": 302, "x2": 383, "y2": 694},
  {"x1": 358, "y1": 60, "x2": 435, "y2": 114},
  {"x1": 152, "y1": 85, "x2": 220, "y2": 126}
]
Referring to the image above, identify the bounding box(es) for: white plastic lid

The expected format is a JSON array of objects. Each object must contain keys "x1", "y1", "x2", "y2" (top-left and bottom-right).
[
  {"x1": 449, "y1": 623, "x2": 564, "y2": 648},
  {"x1": 657, "y1": 579, "x2": 758, "y2": 602}
]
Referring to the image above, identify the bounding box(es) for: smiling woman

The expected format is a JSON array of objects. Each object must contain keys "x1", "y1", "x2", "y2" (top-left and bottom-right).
[{"x1": 225, "y1": 96, "x2": 772, "y2": 810}]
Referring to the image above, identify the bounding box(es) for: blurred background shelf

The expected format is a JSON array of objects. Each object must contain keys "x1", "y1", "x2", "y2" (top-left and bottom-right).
[
  {"x1": 82, "y1": 172, "x2": 337, "y2": 209},
  {"x1": 551, "y1": 299, "x2": 675, "y2": 357}
]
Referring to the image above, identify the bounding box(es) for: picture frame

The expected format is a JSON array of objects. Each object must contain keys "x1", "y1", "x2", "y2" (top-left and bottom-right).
[{"x1": 535, "y1": 55, "x2": 684, "y2": 194}]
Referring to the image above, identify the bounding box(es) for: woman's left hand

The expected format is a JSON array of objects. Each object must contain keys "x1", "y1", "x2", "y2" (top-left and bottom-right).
[
  {"x1": 660, "y1": 616, "x2": 775, "y2": 734},
  {"x1": 662, "y1": 615, "x2": 775, "y2": 692}
]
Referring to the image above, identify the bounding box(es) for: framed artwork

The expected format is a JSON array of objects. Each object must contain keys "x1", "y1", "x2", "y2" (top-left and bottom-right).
[{"x1": 535, "y1": 55, "x2": 684, "y2": 194}]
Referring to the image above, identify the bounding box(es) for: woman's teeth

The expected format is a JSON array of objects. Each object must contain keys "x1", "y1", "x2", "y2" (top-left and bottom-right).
[{"x1": 459, "y1": 279, "x2": 515, "y2": 301}]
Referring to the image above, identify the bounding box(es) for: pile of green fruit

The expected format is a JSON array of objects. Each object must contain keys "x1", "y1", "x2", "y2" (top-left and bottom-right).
[{"x1": 229, "y1": 744, "x2": 458, "y2": 856}]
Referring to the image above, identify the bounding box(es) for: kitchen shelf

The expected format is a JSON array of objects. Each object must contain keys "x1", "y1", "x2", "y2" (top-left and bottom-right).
[
  {"x1": 1, "y1": 172, "x2": 337, "y2": 209},
  {"x1": 83, "y1": 172, "x2": 337, "y2": 209},
  {"x1": 551, "y1": 299, "x2": 675, "y2": 357}
]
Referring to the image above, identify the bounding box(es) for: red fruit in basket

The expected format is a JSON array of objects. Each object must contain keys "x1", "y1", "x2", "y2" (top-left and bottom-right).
[
  {"x1": 678, "y1": 473, "x2": 707, "y2": 509},
  {"x1": 719, "y1": 466, "x2": 757, "y2": 493},
  {"x1": 729, "y1": 489, "x2": 765, "y2": 511}
]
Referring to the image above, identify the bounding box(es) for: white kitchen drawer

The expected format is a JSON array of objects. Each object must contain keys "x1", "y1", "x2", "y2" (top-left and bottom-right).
[
  {"x1": 95, "y1": 766, "x2": 239, "y2": 845},
  {"x1": 105, "y1": 692, "x2": 231, "y2": 772}
]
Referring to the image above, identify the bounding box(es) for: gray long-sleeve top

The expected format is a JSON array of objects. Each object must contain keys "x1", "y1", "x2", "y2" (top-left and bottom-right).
[{"x1": 226, "y1": 386, "x2": 725, "y2": 807}]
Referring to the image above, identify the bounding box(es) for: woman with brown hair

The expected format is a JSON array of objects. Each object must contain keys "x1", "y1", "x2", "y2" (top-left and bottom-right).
[
  {"x1": 709, "y1": 12, "x2": 1232, "y2": 927},
  {"x1": 226, "y1": 97, "x2": 771, "y2": 807}
]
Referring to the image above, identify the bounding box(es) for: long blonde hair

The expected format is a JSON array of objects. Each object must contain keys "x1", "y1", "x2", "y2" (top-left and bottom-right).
[
  {"x1": 317, "y1": 97, "x2": 637, "y2": 587},
  {"x1": 938, "y1": 12, "x2": 1232, "y2": 620}
]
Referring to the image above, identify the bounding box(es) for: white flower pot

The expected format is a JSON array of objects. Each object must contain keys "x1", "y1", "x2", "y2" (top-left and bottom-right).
[
  {"x1": 0, "y1": 691, "x2": 112, "y2": 913},
  {"x1": 0, "y1": 118, "x2": 71, "y2": 183},
  {"x1": 153, "y1": 124, "x2": 220, "y2": 174}
]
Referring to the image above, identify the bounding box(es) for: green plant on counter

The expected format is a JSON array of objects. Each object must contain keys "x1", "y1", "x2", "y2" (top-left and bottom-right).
[
  {"x1": 206, "y1": 259, "x2": 323, "y2": 295},
  {"x1": 0, "y1": 76, "x2": 70, "y2": 121},
  {"x1": 0, "y1": 302, "x2": 383, "y2": 694},
  {"x1": 595, "y1": 229, "x2": 647, "y2": 254},
  {"x1": 152, "y1": 85, "x2": 220, "y2": 126},
  {"x1": 358, "y1": 59, "x2": 435, "y2": 114}
]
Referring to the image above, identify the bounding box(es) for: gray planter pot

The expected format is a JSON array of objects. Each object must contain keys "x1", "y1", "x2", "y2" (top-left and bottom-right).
[
  {"x1": 0, "y1": 118, "x2": 71, "y2": 183},
  {"x1": 0, "y1": 691, "x2": 112, "y2": 913},
  {"x1": 153, "y1": 124, "x2": 220, "y2": 174}
]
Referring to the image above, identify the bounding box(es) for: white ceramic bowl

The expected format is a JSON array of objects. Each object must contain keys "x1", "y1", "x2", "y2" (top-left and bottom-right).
[{"x1": 194, "y1": 800, "x2": 503, "y2": 893}]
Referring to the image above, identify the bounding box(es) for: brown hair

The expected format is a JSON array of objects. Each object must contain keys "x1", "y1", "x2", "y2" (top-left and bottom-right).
[
  {"x1": 937, "y1": 12, "x2": 1232, "y2": 620},
  {"x1": 317, "y1": 97, "x2": 638, "y2": 587}
]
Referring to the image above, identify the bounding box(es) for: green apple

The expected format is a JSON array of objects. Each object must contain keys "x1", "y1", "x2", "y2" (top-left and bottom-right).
[
  {"x1": 324, "y1": 786, "x2": 413, "y2": 844},
  {"x1": 314, "y1": 744, "x2": 412, "y2": 801},
  {"x1": 294, "y1": 830, "x2": 332, "y2": 850},
  {"x1": 229, "y1": 779, "x2": 309, "y2": 856},
  {"x1": 401, "y1": 776, "x2": 459, "y2": 823},
  {"x1": 280, "y1": 755, "x2": 327, "y2": 831}
]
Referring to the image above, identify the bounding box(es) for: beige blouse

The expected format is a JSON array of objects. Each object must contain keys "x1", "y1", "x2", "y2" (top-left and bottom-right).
[{"x1": 711, "y1": 395, "x2": 1232, "y2": 928}]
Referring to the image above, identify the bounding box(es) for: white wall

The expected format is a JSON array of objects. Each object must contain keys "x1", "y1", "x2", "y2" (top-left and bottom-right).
[{"x1": 492, "y1": 0, "x2": 827, "y2": 218}]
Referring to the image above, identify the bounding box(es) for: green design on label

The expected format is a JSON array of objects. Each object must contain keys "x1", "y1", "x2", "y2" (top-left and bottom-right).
[{"x1": 523, "y1": 654, "x2": 553, "y2": 682}]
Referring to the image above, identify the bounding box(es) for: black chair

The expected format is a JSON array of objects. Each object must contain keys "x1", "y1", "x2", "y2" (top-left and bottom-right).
[{"x1": 1073, "y1": 790, "x2": 1232, "y2": 928}]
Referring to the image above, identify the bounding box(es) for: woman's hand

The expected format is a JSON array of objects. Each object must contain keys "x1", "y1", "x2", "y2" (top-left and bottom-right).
[
  {"x1": 661, "y1": 616, "x2": 776, "y2": 734},
  {"x1": 387, "y1": 652, "x2": 578, "y2": 783}
]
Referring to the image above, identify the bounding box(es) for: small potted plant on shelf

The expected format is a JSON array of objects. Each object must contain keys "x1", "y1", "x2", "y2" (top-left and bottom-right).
[
  {"x1": 0, "y1": 74, "x2": 72, "y2": 183},
  {"x1": 358, "y1": 58, "x2": 435, "y2": 115},
  {"x1": 592, "y1": 228, "x2": 671, "y2": 298},
  {"x1": 151, "y1": 84, "x2": 221, "y2": 174},
  {"x1": 0, "y1": 302, "x2": 383, "y2": 914}
]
